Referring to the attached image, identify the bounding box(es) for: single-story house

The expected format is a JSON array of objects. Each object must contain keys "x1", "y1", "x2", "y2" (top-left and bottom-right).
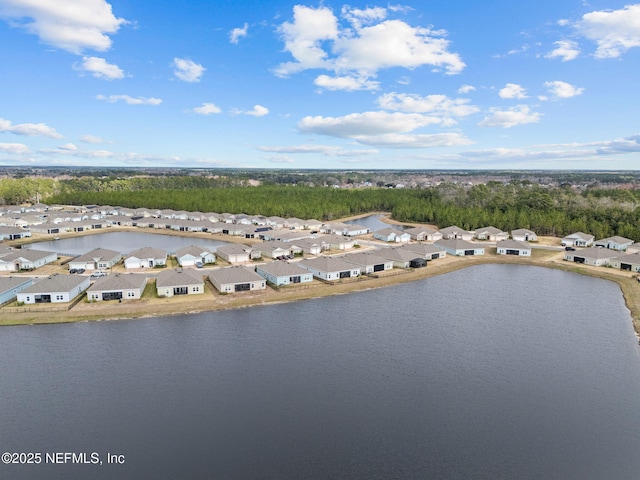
[
  {"x1": 562, "y1": 232, "x2": 594, "y2": 247},
  {"x1": 68, "y1": 247, "x2": 122, "y2": 271},
  {"x1": 496, "y1": 239, "x2": 532, "y2": 256},
  {"x1": 627, "y1": 244, "x2": 640, "y2": 254},
  {"x1": 340, "y1": 252, "x2": 394, "y2": 274},
  {"x1": 563, "y1": 247, "x2": 617, "y2": 266},
  {"x1": 86, "y1": 273, "x2": 147, "y2": 301},
  {"x1": 342, "y1": 224, "x2": 370, "y2": 236},
  {"x1": 291, "y1": 238, "x2": 322, "y2": 255},
  {"x1": 511, "y1": 229, "x2": 538, "y2": 242},
  {"x1": 475, "y1": 226, "x2": 509, "y2": 242},
  {"x1": 404, "y1": 226, "x2": 442, "y2": 242},
  {"x1": 610, "y1": 253, "x2": 640, "y2": 272},
  {"x1": 255, "y1": 261, "x2": 313, "y2": 286},
  {"x1": 376, "y1": 246, "x2": 425, "y2": 269},
  {"x1": 435, "y1": 239, "x2": 485, "y2": 256},
  {"x1": 438, "y1": 225, "x2": 474, "y2": 241},
  {"x1": 298, "y1": 257, "x2": 361, "y2": 281},
  {"x1": 17, "y1": 274, "x2": 90, "y2": 304},
  {"x1": 216, "y1": 243, "x2": 257, "y2": 264},
  {"x1": 208, "y1": 266, "x2": 266, "y2": 293},
  {"x1": 320, "y1": 222, "x2": 348, "y2": 234},
  {"x1": 156, "y1": 268, "x2": 205, "y2": 297},
  {"x1": 594, "y1": 236, "x2": 634, "y2": 251},
  {"x1": 174, "y1": 245, "x2": 215, "y2": 267},
  {"x1": 400, "y1": 243, "x2": 447, "y2": 260},
  {"x1": 124, "y1": 247, "x2": 167, "y2": 269},
  {"x1": 0, "y1": 248, "x2": 58, "y2": 272},
  {"x1": 260, "y1": 241, "x2": 295, "y2": 259},
  {"x1": 0, "y1": 226, "x2": 31, "y2": 240},
  {"x1": 0, "y1": 276, "x2": 34, "y2": 304},
  {"x1": 373, "y1": 228, "x2": 411, "y2": 243},
  {"x1": 319, "y1": 234, "x2": 359, "y2": 250}
]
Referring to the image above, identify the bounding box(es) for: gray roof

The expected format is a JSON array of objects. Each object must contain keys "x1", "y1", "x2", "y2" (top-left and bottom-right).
[
  {"x1": 374, "y1": 227, "x2": 405, "y2": 236},
  {"x1": 595, "y1": 236, "x2": 634, "y2": 245},
  {"x1": 72, "y1": 247, "x2": 121, "y2": 263},
  {"x1": 438, "y1": 225, "x2": 470, "y2": 235},
  {"x1": 563, "y1": 231, "x2": 594, "y2": 241},
  {"x1": 208, "y1": 266, "x2": 264, "y2": 284},
  {"x1": 174, "y1": 245, "x2": 212, "y2": 258},
  {"x1": 568, "y1": 247, "x2": 618, "y2": 260},
  {"x1": 404, "y1": 225, "x2": 438, "y2": 235},
  {"x1": 87, "y1": 273, "x2": 147, "y2": 292},
  {"x1": 1, "y1": 249, "x2": 56, "y2": 262},
  {"x1": 376, "y1": 246, "x2": 421, "y2": 262},
  {"x1": 0, "y1": 276, "x2": 33, "y2": 292},
  {"x1": 126, "y1": 247, "x2": 167, "y2": 259},
  {"x1": 339, "y1": 252, "x2": 392, "y2": 267},
  {"x1": 400, "y1": 243, "x2": 446, "y2": 256},
  {"x1": 612, "y1": 252, "x2": 640, "y2": 264},
  {"x1": 257, "y1": 261, "x2": 310, "y2": 277},
  {"x1": 156, "y1": 268, "x2": 204, "y2": 288},
  {"x1": 436, "y1": 239, "x2": 481, "y2": 250},
  {"x1": 511, "y1": 228, "x2": 536, "y2": 236},
  {"x1": 496, "y1": 239, "x2": 531, "y2": 249},
  {"x1": 298, "y1": 256, "x2": 360, "y2": 272},
  {"x1": 21, "y1": 274, "x2": 87, "y2": 294},
  {"x1": 216, "y1": 243, "x2": 251, "y2": 255},
  {"x1": 475, "y1": 226, "x2": 505, "y2": 234}
]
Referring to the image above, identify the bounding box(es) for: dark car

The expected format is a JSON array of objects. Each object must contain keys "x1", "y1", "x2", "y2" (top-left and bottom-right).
[
  {"x1": 565, "y1": 246, "x2": 576, "y2": 251},
  {"x1": 69, "y1": 268, "x2": 78, "y2": 274}
]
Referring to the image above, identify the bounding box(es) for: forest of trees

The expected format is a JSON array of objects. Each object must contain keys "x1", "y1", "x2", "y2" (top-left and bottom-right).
[{"x1": 41, "y1": 177, "x2": 640, "y2": 241}]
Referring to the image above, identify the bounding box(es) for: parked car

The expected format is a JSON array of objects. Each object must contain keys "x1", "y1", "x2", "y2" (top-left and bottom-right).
[
  {"x1": 565, "y1": 246, "x2": 576, "y2": 251},
  {"x1": 91, "y1": 271, "x2": 107, "y2": 278},
  {"x1": 77, "y1": 268, "x2": 86, "y2": 274},
  {"x1": 195, "y1": 261, "x2": 204, "y2": 268},
  {"x1": 69, "y1": 268, "x2": 78, "y2": 274}
]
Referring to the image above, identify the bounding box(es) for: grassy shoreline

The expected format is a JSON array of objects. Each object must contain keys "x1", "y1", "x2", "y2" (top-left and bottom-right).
[{"x1": 1, "y1": 214, "x2": 638, "y2": 340}]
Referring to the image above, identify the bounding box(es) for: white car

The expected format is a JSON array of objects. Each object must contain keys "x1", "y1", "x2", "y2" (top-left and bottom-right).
[{"x1": 90, "y1": 271, "x2": 107, "y2": 278}]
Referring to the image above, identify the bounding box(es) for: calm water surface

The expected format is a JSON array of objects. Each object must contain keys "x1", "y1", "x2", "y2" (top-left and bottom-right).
[
  {"x1": 24, "y1": 231, "x2": 230, "y2": 256},
  {"x1": 345, "y1": 214, "x2": 408, "y2": 232},
  {"x1": 1, "y1": 264, "x2": 639, "y2": 479}
]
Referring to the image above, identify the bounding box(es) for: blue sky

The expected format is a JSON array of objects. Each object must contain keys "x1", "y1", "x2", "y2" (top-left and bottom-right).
[{"x1": 0, "y1": 0, "x2": 639, "y2": 170}]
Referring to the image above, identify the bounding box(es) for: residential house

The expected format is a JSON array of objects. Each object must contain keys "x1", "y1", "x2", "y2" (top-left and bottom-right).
[
  {"x1": 563, "y1": 247, "x2": 617, "y2": 266},
  {"x1": 260, "y1": 241, "x2": 295, "y2": 259},
  {"x1": 216, "y1": 244, "x2": 256, "y2": 264},
  {"x1": 610, "y1": 253, "x2": 640, "y2": 272},
  {"x1": 86, "y1": 273, "x2": 147, "y2": 301},
  {"x1": 496, "y1": 239, "x2": 532, "y2": 256},
  {"x1": 435, "y1": 239, "x2": 485, "y2": 256},
  {"x1": 511, "y1": 228, "x2": 538, "y2": 242},
  {"x1": 17, "y1": 274, "x2": 90, "y2": 304},
  {"x1": 298, "y1": 257, "x2": 361, "y2": 281},
  {"x1": 373, "y1": 228, "x2": 411, "y2": 243},
  {"x1": 562, "y1": 232, "x2": 594, "y2": 247},
  {"x1": 174, "y1": 245, "x2": 215, "y2": 267},
  {"x1": 341, "y1": 224, "x2": 370, "y2": 237},
  {"x1": 156, "y1": 268, "x2": 205, "y2": 297},
  {"x1": 0, "y1": 276, "x2": 34, "y2": 304},
  {"x1": 340, "y1": 252, "x2": 394, "y2": 274},
  {"x1": 0, "y1": 248, "x2": 57, "y2": 272},
  {"x1": 400, "y1": 243, "x2": 447, "y2": 260},
  {"x1": 68, "y1": 247, "x2": 122, "y2": 271},
  {"x1": 291, "y1": 238, "x2": 322, "y2": 255},
  {"x1": 438, "y1": 225, "x2": 474, "y2": 241},
  {"x1": 0, "y1": 226, "x2": 31, "y2": 240},
  {"x1": 124, "y1": 247, "x2": 167, "y2": 269},
  {"x1": 474, "y1": 226, "x2": 509, "y2": 242},
  {"x1": 255, "y1": 261, "x2": 313, "y2": 286},
  {"x1": 376, "y1": 246, "x2": 425, "y2": 268},
  {"x1": 405, "y1": 226, "x2": 442, "y2": 242},
  {"x1": 320, "y1": 234, "x2": 359, "y2": 250},
  {"x1": 208, "y1": 266, "x2": 266, "y2": 293},
  {"x1": 594, "y1": 236, "x2": 634, "y2": 251}
]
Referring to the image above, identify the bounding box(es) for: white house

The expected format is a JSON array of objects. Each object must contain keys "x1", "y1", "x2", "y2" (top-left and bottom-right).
[
  {"x1": 404, "y1": 226, "x2": 442, "y2": 242},
  {"x1": 17, "y1": 274, "x2": 90, "y2": 304},
  {"x1": 341, "y1": 224, "x2": 370, "y2": 236},
  {"x1": 438, "y1": 225, "x2": 474, "y2": 241},
  {"x1": 593, "y1": 236, "x2": 634, "y2": 251},
  {"x1": 86, "y1": 273, "x2": 147, "y2": 301},
  {"x1": 400, "y1": 243, "x2": 447, "y2": 260},
  {"x1": 562, "y1": 232, "x2": 594, "y2": 247},
  {"x1": 156, "y1": 268, "x2": 205, "y2": 297},
  {"x1": 373, "y1": 228, "x2": 411, "y2": 243},
  {"x1": 610, "y1": 253, "x2": 640, "y2": 272},
  {"x1": 340, "y1": 252, "x2": 394, "y2": 274},
  {"x1": 255, "y1": 261, "x2": 313, "y2": 286},
  {"x1": 208, "y1": 266, "x2": 266, "y2": 293},
  {"x1": 0, "y1": 249, "x2": 58, "y2": 272},
  {"x1": 174, "y1": 245, "x2": 215, "y2": 267},
  {"x1": 435, "y1": 239, "x2": 485, "y2": 256},
  {"x1": 124, "y1": 247, "x2": 167, "y2": 269},
  {"x1": 496, "y1": 239, "x2": 532, "y2": 256},
  {"x1": 511, "y1": 228, "x2": 538, "y2": 242},
  {"x1": 0, "y1": 276, "x2": 34, "y2": 304},
  {"x1": 215, "y1": 244, "x2": 253, "y2": 264},
  {"x1": 474, "y1": 226, "x2": 509, "y2": 242},
  {"x1": 298, "y1": 257, "x2": 361, "y2": 281},
  {"x1": 563, "y1": 247, "x2": 617, "y2": 266},
  {"x1": 68, "y1": 247, "x2": 122, "y2": 271}
]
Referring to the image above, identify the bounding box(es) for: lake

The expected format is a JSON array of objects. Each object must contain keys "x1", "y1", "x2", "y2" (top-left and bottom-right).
[
  {"x1": 23, "y1": 231, "x2": 231, "y2": 256},
  {"x1": 345, "y1": 214, "x2": 409, "y2": 232},
  {"x1": 1, "y1": 264, "x2": 639, "y2": 479}
]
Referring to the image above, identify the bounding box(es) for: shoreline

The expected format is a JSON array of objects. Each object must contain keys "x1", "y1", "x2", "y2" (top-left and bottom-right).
[{"x1": 1, "y1": 217, "x2": 639, "y2": 340}]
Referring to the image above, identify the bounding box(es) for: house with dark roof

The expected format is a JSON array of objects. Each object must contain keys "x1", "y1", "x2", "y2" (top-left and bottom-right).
[
  {"x1": 255, "y1": 261, "x2": 313, "y2": 286},
  {"x1": 208, "y1": 266, "x2": 266, "y2": 293},
  {"x1": 87, "y1": 273, "x2": 148, "y2": 301},
  {"x1": 156, "y1": 268, "x2": 205, "y2": 297},
  {"x1": 17, "y1": 274, "x2": 90, "y2": 304}
]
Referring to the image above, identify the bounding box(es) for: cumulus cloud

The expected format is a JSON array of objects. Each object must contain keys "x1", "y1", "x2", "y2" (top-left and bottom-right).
[
  {"x1": 275, "y1": 4, "x2": 464, "y2": 82},
  {"x1": 75, "y1": 56, "x2": 124, "y2": 79},
  {"x1": 81, "y1": 134, "x2": 104, "y2": 144},
  {"x1": 265, "y1": 156, "x2": 295, "y2": 164},
  {"x1": 173, "y1": 58, "x2": 205, "y2": 82},
  {"x1": 0, "y1": 142, "x2": 30, "y2": 154},
  {"x1": 314, "y1": 74, "x2": 379, "y2": 91},
  {"x1": 458, "y1": 84, "x2": 476, "y2": 94},
  {"x1": 575, "y1": 4, "x2": 640, "y2": 58},
  {"x1": 377, "y1": 92, "x2": 479, "y2": 117},
  {"x1": 499, "y1": 83, "x2": 527, "y2": 99},
  {"x1": 545, "y1": 40, "x2": 580, "y2": 61},
  {"x1": 0, "y1": 117, "x2": 62, "y2": 138},
  {"x1": 96, "y1": 94, "x2": 162, "y2": 105},
  {"x1": 477, "y1": 105, "x2": 541, "y2": 128},
  {"x1": 0, "y1": 0, "x2": 126, "y2": 54},
  {"x1": 192, "y1": 103, "x2": 222, "y2": 115},
  {"x1": 544, "y1": 80, "x2": 584, "y2": 99},
  {"x1": 233, "y1": 105, "x2": 269, "y2": 117},
  {"x1": 229, "y1": 23, "x2": 248, "y2": 44}
]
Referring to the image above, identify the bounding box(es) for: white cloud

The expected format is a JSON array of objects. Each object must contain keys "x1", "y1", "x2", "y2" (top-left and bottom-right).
[
  {"x1": 314, "y1": 74, "x2": 379, "y2": 91},
  {"x1": 229, "y1": 23, "x2": 248, "y2": 44},
  {"x1": 477, "y1": 105, "x2": 541, "y2": 128},
  {"x1": 377, "y1": 92, "x2": 479, "y2": 117},
  {"x1": 75, "y1": 56, "x2": 124, "y2": 79},
  {"x1": 458, "y1": 84, "x2": 475, "y2": 94},
  {"x1": 575, "y1": 4, "x2": 640, "y2": 59},
  {"x1": 192, "y1": 103, "x2": 222, "y2": 115},
  {"x1": 545, "y1": 40, "x2": 580, "y2": 61},
  {"x1": 236, "y1": 105, "x2": 269, "y2": 117},
  {"x1": 0, "y1": 142, "x2": 30, "y2": 154},
  {"x1": 544, "y1": 80, "x2": 584, "y2": 99},
  {"x1": 0, "y1": 0, "x2": 126, "y2": 54},
  {"x1": 172, "y1": 58, "x2": 205, "y2": 82},
  {"x1": 81, "y1": 134, "x2": 104, "y2": 144},
  {"x1": 96, "y1": 94, "x2": 162, "y2": 105},
  {"x1": 59, "y1": 143, "x2": 77, "y2": 151},
  {"x1": 265, "y1": 156, "x2": 295, "y2": 164},
  {"x1": 258, "y1": 144, "x2": 378, "y2": 156},
  {"x1": 0, "y1": 117, "x2": 62, "y2": 138},
  {"x1": 499, "y1": 83, "x2": 527, "y2": 99},
  {"x1": 275, "y1": 5, "x2": 464, "y2": 80}
]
